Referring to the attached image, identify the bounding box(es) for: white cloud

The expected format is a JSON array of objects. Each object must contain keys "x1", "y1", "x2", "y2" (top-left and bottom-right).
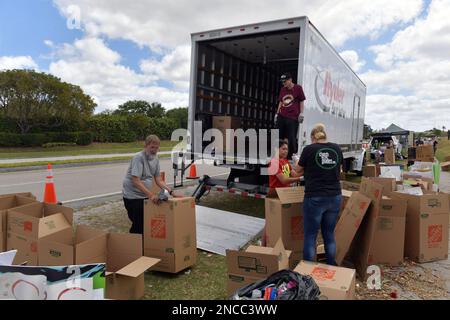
[
  {"x1": 53, "y1": 0, "x2": 424, "y2": 49},
  {"x1": 339, "y1": 50, "x2": 365, "y2": 72},
  {"x1": 0, "y1": 56, "x2": 38, "y2": 70},
  {"x1": 362, "y1": 0, "x2": 450, "y2": 131},
  {"x1": 48, "y1": 37, "x2": 188, "y2": 111}
]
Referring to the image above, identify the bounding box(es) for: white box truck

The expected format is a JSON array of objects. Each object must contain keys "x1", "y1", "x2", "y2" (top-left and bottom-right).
[{"x1": 180, "y1": 16, "x2": 367, "y2": 197}]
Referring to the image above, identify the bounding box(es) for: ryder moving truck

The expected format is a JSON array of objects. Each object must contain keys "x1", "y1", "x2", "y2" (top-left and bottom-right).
[{"x1": 179, "y1": 16, "x2": 366, "y2": 196}]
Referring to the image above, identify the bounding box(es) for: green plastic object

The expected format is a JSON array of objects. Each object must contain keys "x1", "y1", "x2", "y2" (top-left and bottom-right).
[{"x1": 433, "y1": 162, "x2": 441, "y2": 186}]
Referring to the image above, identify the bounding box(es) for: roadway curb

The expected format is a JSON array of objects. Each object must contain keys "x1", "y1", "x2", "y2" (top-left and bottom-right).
[{"x1": 0, "y1": 159, "x2": 132, "y2": 173}]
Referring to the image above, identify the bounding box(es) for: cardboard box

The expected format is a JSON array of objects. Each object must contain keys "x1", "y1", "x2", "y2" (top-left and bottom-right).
[
  {"x1": 0, "y1": 195, "x2": 38, "y2": 252},
  {"x1": 368, "y1": 197, "x2": 407, "y2": 266},
  {"x1": 226, "y1": 240, "x2": 291, "y2": 295},
  {"x1": 384, "y1": 148, "x2": 395, "y2": 165},
  {"x1": 351, "y1": 179, "x2": 384, "y2": 279},
  {"x1": 213, "y1": 116, "x2": 242, "y2": 153},
  {"x1": 440, "y1": 162, "x2": 450, "y2": 172},
  {"x1": 7, "y1": 202, "x2": 74, "y2": 265},
  {"x1": 0, "y1": 192, "x2": 36, "y2": 199},
  {"x1": 339, "y1": 190, "x2": 353, "y2": 219},
  {"x1": 334, "y1": 192, "x2": 371, "y2": 265},
  {"x1": 416, "y1": 145, "x2": 434, "y2": 160},
  {"x1": 264, "y1": 187, "x2": 304, "y2": 252},
  {"x1": 226, "y1": 240, "x2": 290, "y2": 279},
  {"x1": 363, "y1": 165, "x2": 378, "y2": 178},
  {"x1": 367, "y1": 177, "x2": 396, "y2": 196},
  {"x1": 38, "y1": 225, "x2": 109, "y2": 266},
  {"x1": 294, "y1": 261, "x2": 356, "y2": 300},
  {"x1": 149, "y1": 171, "x2": 166, "y2": 195},
  {"x1": 392, "y1": 191, "x2": 449, "y2": 263},
  {"x1": 341, "y1": 181, "x2": 360, "y2": 192},
  {"x1": 316, "y1": 244, "x2": 326, "y2": 263},
  {"x1": 227, "y1": 274, "x2": 261, "y2": 296},
  {"x1": 144, "y1": 197, "x2": 197, "y2": 273},
  {"x1": 105, "y1": 233, "x2": 160, "y2": 300}
]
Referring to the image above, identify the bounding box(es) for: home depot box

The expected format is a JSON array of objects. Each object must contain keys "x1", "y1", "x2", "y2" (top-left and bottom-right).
[
  {"x1": 363, "y1": 165, "x2": 378, "y2": 177},
  {"x1": 106, "y1": 233, "x2": 160, "y2": 300},
  {"x1": 226, "y1": 240, "x2": 291, "y2": 295},
  {"x1": 264, "y1": 187, "x2": 304, "y2": 269},
  {"x1": 144, "y1": 197, "x2": 197, "y2": 273},
  {"x1": 335, "y1": 192, "x2": 371, "y2": 265},
  {"x1": 384, "y1": 148, "x2": 395, "y2": 164},
  {"x1": 294, "y1": 261, "x2": 356, "y2": 300},
  {"x1": 368, "y1": 177, "x2": 397, "y2": 196},
  {"x1": 227, "y1": 274, "x2": 261, "y2": 296},
  {"x1": 392, "y1": 191, "x2": 449, "y2": 263},
  {"x1": 213, "y1": 116, "x2": 242, "y2": 153},
  {"x1": 368, "y1": 196, "x2": 407, "y2": 266},
  {"x1": 352, "y1": 179, "x2": 384, "y2": 279},
  {"x1": 38, "y1": 225, "x2": 109, "y2": 266},
  {"x1": 7, "y1": 202, "x2": 74, "y2": 265},
  {"x1": 0, "y1": 195, "x2": 38, "y2": 252}
]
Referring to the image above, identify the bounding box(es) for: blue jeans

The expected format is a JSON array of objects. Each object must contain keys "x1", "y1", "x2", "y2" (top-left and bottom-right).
[{"x1": 303, "y1": 195, "x2": 342, "y2": 265}]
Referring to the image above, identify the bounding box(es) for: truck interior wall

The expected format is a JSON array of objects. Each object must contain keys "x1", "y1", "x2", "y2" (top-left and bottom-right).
[{"x1": 195, "y1": 30, "x2": 300, "y2": 158}]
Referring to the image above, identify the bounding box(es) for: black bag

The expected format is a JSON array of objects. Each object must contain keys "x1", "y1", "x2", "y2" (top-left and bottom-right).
[{"x1": 230, "y1": 269, "x2": 321, "y2": 300}]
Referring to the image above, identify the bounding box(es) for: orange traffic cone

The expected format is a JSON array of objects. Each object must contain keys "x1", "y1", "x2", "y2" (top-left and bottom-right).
[
  {"x1": 43, "y1": 163, "x2": 57, "y2": 204},
  {"x1": 186, "y1": 163, "x2": 199, "y2": 179}
]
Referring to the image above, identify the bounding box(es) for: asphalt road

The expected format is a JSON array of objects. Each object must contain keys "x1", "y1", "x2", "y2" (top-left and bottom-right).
[{"x1": 0, "y1": 159, "x2": 230, "y2": 202}]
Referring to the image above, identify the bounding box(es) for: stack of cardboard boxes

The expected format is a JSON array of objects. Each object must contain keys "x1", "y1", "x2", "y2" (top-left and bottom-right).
[
  {"x1": 416, "y1": 145, "x2": 435, "y2": 162},
  {"x1": 0, "y1": 192, "x2": 162, "y2": 300}
]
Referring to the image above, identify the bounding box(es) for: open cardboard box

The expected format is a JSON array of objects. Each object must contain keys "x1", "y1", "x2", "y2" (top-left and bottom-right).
[
  {"x1": 265, "y1": 187, "x2": 304, "y2": 269},
  {"x1": 6, "y1": 202, "x2": 73, "y2": 265},
  {"x1": 106, "y1": 232, "x2": 160, "y2": 300},
  {"x1": 38, "y1": 225, "x2": 109, "y2": 266},
  {"x1": 226, "y1": 239, "x2": 291, "y2": 295},
  {"x1": 0, "y1": 195, "x2": 38, "y2": 252}
]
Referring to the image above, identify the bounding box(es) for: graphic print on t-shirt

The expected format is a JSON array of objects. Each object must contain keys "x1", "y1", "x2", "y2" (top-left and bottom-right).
[
  {"x1": 315, "y1": 148, "x2": 339, "y2": 170},
  {"x1": 282, "y1": 94, "x2": 294, "y2": 108},
  {"x1": 281, "y1": 162, "x2": 291, "y2": 177}
]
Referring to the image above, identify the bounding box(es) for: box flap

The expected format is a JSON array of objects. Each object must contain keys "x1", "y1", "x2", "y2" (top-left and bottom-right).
[
  {"x1": 116, "y1": 256, "x2": 161, "y2": 278},
  {"x1": 76, "y1": 225, "x2": 108, "y2": 243},
  {"x1": 275, "y1": 187, "x2": 304, "y2": 204},
  {"x1": 342, "y1": 190, "x2": 353, "y2": 198},
  {"x1": 38, "y1": 213, "x2": 72, "y2": 238},
  {"x1": 272, "y1": 238, "x2": 288, "y2": 264},
  {"x1": 295, "y1": 261, "x2": 355, "y2": 291}
]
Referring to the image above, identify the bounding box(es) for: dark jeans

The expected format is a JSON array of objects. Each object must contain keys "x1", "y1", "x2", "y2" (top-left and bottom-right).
[
  {"x1": 303, "y1": 195, "x2": 342, "y2": 265},
  {"x1": 123, "y1": 198, "x2": 145, "y2": 234},
  {"x1": 277, "y1": 115, "x2": 298, "y2": 159}
]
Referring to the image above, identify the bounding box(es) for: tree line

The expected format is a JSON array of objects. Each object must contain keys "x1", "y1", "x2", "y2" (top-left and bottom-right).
[{"x1": 0, "y1": 70, "x2": 188, "y2": 146}]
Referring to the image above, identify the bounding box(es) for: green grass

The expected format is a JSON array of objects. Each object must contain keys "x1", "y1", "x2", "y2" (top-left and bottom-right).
[
  {"x1": 0, "y1": 153, "x2": 171, "y2": 168},
  {"x1": 0, "y1": 141, "x2": 179, "y2": 159}
]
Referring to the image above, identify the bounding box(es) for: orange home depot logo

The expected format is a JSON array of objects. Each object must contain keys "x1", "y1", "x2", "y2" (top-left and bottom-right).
[
  {"x1": 151, "y1": 218, "x2": 166, "y2": 239},
  {"x1": 428, "y1": 225, "x2": 443, "y2": 248},
  {"x1": 311, "y1": 267, "x2": 336, "y2": 281},
  {"x1": 291, "y1": 216, "x2": 304, "y2": 240},
  {"x1": 30, "y1": 242, "x2": 38, "y2": 253},
  {"x1": 24, "y1": 221, "x2": 33, "y2": 232}
]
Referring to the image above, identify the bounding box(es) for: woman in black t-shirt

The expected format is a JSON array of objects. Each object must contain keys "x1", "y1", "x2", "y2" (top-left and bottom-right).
[{"x1": 295, "y1": 124, "x2": 343, "y2": 266}]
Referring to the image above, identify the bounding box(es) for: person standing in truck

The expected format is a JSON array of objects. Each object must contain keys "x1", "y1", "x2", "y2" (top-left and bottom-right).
[
  {"x1": 294, "y1": 124, "x2": 344, "y2": 266},
  {"x1": 275, "y1": 72, "x2": 306, "y2": 160}
]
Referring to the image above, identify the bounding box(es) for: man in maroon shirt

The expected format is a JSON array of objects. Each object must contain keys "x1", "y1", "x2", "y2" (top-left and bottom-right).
[{"x1": 276, "y1": 72, "x2": 306, "y2": 159}]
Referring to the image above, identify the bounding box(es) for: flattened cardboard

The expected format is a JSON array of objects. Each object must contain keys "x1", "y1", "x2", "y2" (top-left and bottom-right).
[
  {"x1": 116, "y1": 256, "x2": 160, "y2": 278},
  {"x1": 294, "y1": 261, "x2": 356, "y2": 300},
  {"x1": 143, "y1": 197, "x2": 197, "y2": 273},
  {"x1": 226, "y1": 239, "x2": 290, "y2": 279},
  {"x1": 369, "y1": 197, "x2": 407, "y2": 266},
  {"x1": 392, "y1": 192, "x2": 449, "y2": 263},
  {"x1": 334, "y1": 192, "x2": 371, "y2": 265},
  {"x1": 352, "y1": 179, "x2": 383, "y2": 279}
]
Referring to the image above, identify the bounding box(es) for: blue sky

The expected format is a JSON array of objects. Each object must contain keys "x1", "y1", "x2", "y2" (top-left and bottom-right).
[{"x1": 0, "y1": 0, "x2": 449, "y2": 131}]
